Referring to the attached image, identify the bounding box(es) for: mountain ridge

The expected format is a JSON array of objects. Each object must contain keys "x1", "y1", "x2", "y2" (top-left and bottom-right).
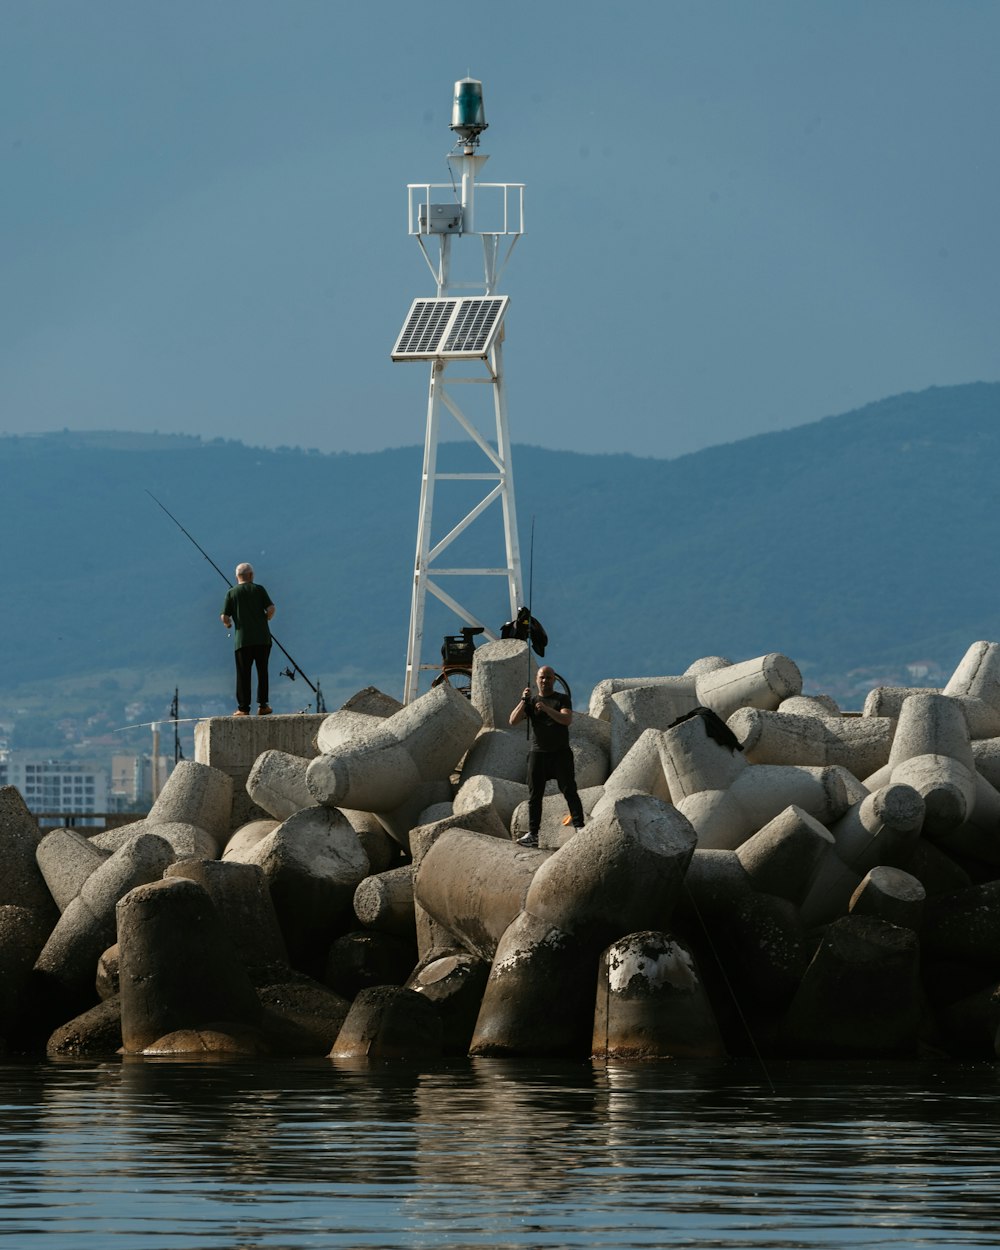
[{"x1": 2, "y1": 381, "x2": 998, "y2": 723}]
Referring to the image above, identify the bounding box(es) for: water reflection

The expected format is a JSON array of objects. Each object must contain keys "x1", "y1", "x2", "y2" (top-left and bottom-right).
[{"x1": 1, "y1": 1057, "x2": 1000, "y2": 1248}]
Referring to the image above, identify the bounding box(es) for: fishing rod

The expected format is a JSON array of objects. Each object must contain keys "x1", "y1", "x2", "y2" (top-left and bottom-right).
[
  {"x1": 147, "y1": 490, "x2": 327, "y2": 713},
  {"x1": 525, "y1": 515, "x2": 535, "y2": 740}
]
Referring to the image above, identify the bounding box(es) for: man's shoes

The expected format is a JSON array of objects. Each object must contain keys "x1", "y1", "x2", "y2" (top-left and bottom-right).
[
  {"x1": 233, "y1": 710, "x2": 249, "y2": 717},
  {"x1": 516, "y1": 832, "x2": 539, "y2": 848},
  {"x1": 257, "y1": 705, "x2": 272, "y2": 716}
]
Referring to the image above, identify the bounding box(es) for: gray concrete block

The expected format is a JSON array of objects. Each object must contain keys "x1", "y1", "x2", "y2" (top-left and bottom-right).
[
  {"x1": 146, "y1": 760, "x2": 234, "y2": 847},
  {"x1": 36, "y1": 828, "x2": 110, "y2": 913},
  {"x1": 524, "y1": 794, "x2": 696, "y2": 950},
  {"x1": 730, "y1": 707, "x2": 893, "y2": 779},
  {"x1": 194, "y1": 715, "x2": 326, "y2": 772},
  {"x1": 695, "y1": 653, "x2": 802, "y2": 720},
  {"x1": 454, "y1": 774, "x2": 528, "y2": 832},
  {"x1": 354, "y1": 865, "x2": 415, "y2": 940},
  {"x1": 339, "y1": 686, "x2": 404, "y2": 718},
  {"x1": 608, "y1": 684, "x2": 701, "y2": 769},
  {"x1": 863, "y1": 686, "x2": 939, "y2": 718},
  {"x1": 460, "y1": 727, "x2": 530, "y2": 784},
  {"x1": 246, "y1": 749, "x2": 318, "y2": 821},
  {"x1": 34, "y1": 832, "x2": 176, "y2": 1015},
  {"x1": 588, "y1": 675, "x2": 698, "y2": 722},
  {"x1": 406, "y1": 950, "x2": 490, "y2": 1056},
  {"x1": 780, "y1": 915, "x2": 922, "y2": 1056},
  {"x1": 0, "y1": 786, "x2": 57, "y2": 923},
  {"x1": 229, "y1": 806, "x2": 370, "y2": 969},
  {"x1": 887, "y1": 693, "x2": 974, "y2": 773},
  {"x1": 734, "y1": 806, "x2": 834, "y2": 904},
  {"x1": 511, "y1": 785, "x2": 603, "y2": 846},
  {"x1": 471, "y1": 638, "x2": 536, "y2": 730},
  {"x1": 222, "y1": 819, "x2": 281, "y2": 861},
  {"x1": 944, "y1": 640, "x2": 1000, "y2": 708},
  {"x1": 117, "y1": 876, "x2": 263, "y2": 1054},
  {"x1": 659, "y1": 713, "x2": 748, "y2": 801},
  {"x1": 164, "y1": 857, "x2": 289, "y2": 980},
  {"x1": 779, "y1": 693, "x2": 842, "y2": 716},
  {"x1": 592, "y1": 931, "x2": 726, "y2": 1060},
  {"x1": 849, "y1": 867, "x2": 926, "y2": 930},
  {"x1": 470, "y1": 910, "x2": 591, "y2": 1056},
  {"x1": 330, "y1": 985, "x2": 442, "y2": 1060},
  {"x1": 415, "y1": 828, "x2": 543, "y2": 961}
]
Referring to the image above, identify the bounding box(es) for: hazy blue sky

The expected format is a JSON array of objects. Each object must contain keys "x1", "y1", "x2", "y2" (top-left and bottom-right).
[{"x1": 2, "y1": 0, "x2": 996, "y2": 461}]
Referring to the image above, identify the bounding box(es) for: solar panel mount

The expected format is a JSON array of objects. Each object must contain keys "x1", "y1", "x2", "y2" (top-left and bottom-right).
[{"x1": 391, "y1": 296, "x2": 509, "y2": 361}]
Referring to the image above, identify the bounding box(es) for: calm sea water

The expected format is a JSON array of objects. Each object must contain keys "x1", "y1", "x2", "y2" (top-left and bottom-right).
[{"x1": 2, "y1": 1056, "x2": 999, "y2": 1249}]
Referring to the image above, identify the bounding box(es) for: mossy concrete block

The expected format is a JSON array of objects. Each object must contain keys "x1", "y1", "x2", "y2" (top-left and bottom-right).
[{"x1": 593, "y1": 931, "x2": 726, "y2": 1060}]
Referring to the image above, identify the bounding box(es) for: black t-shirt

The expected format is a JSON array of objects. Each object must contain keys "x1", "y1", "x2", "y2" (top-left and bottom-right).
[{"x1": 528, "y1": 692, "x2": 572, "y2": 751}]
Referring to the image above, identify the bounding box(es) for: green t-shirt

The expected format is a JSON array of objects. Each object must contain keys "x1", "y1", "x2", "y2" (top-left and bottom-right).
[{"x1": 223, "y1": 582, "x2": 273, "y2": 649}]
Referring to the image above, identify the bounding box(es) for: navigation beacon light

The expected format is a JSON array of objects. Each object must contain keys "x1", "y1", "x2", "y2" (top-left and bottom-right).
[{"x1": 450, "y1": 77, "x2": 488, "y2": 150}]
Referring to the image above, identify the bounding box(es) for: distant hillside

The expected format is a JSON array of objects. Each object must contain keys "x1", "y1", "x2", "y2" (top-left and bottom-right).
[{"x1": 2, "y1": 381, "x2": 998, "y2": 715}]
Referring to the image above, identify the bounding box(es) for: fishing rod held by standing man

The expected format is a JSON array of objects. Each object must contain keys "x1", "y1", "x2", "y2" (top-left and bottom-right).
[{"x1": 147, "y1": 491, "x2": 326, "y2": 713}]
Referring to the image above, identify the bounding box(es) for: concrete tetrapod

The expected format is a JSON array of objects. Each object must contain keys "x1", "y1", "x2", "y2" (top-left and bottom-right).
[
  {"x1": 886, "y1": 692, "x2": 975, "y2": 773},
  {"x1": 470, "y1": 794, "x2": 696, "y2": 1056},
  {"x1": 797, "y1": 784, "x2": 925, "y2": 927},
  {"x1": 588, "y1": 675, "x2": 698, "y2": 721},
  {"x1": 406, "y1": 951, "x2": 491, "y2": 1055},
  {"x1": 694, "y1": 652, "x2": 802, "y2": 721},
  {"x1": 592, "y1": 931, "x2": 726, "y2": 1060},
  {"x1": 415, "y1": 828, "x2": 545, "y2": 962},
  {"x1": 779, "y1": 914, "x2": 923, "y2": 1057},
  {"x1": 353, "y1": 865, "x2": 416, "y2": 941},
  {"x1": 406, "y1": 805, "x2": 510, "y2": 961},
  {"x1": 145, "y1": 760, "x2": 234, "y2": 852},
  {"x1": 944, "y1": 640, "x2": 1000, "y2": 709},
  {"x1": 733, "y1": 805, "x2": 834, "y2": 906},
  {"x1": 35, "y1": 827, "x2": 110, "y2": 913},
  {"x1": 329, "y1": 985, "x2": 443, "y2": 1060},
  {"x1": 0, "y1": 905, "x2": 53, "y2": 1048},
  {"x1": 849, "y1": 866, "x2": 926, "y2": 930},
  {"x1": 454, "y1": 773, "x2": 528, "y2": 832},
  {"x1": 729, "y1": 707, "x2": 894, "y2": 780},
  {"x1": 460, "y1": 728, "x2": 531, "y2": 786},
  {"x1": 246, "y1": 750, "x2": 318, "y2": 820},
  {"x1": 226, "y1": 806, "x2": 370, "y2": 974},
  {"x1": 306, "y1": 683, "x2": 482, "y2": 849},
  {"x1": 677, "y1": 764, "x2": 853, "y2": 852},
  {"x1": 470, "y1": 638, "x2": 536, "y2": 730},
  {"x1": 0, "y1": 786, "x2": 59, "y2": 926},
  {"x1": 164, "y1": 858, "x2": 289, "y2": 982},
  {"x1": 32, "y1": 832, "x2": 176, "y2": 1022},
  {"x1": 117, "y1": 876, "x2": 265, "y2": 1055},
  {"x1": 607, "y1": 684, "x2": 702, "y2": 769}
]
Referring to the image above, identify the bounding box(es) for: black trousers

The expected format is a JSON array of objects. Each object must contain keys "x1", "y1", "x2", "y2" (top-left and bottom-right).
[
  {"x1": 235, "y1": 643, "x2": 271, "y2": 712},
  {"x1": 527, "y1": 747, "x2": 584, "y2": 834}
]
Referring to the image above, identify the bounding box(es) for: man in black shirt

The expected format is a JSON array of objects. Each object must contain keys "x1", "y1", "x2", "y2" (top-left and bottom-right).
[
  {"x1": 221, "y1": 562, "x2": 276, "y2": 717},
  {"x1": 509, "y1": 664, "x2": 585, "y2": 848}
]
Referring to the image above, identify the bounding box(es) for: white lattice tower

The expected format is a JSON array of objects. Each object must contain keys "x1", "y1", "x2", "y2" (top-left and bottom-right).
[{"x1": 391, "y1": 79, "x2": 525, "y2": 703}]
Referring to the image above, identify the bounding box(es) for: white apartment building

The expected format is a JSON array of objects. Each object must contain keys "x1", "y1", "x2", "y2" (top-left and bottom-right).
[{"x1": 0, "y1": 753, "x2": 108, "y2": 827}]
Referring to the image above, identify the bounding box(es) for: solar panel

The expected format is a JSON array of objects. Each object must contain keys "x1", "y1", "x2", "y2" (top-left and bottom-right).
[{"x1": 391, "y1": 296, "x2": 509, "y2": 360}]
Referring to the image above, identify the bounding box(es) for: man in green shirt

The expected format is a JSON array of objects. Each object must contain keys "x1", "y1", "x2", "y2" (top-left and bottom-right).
[{"x1": 221, "y1": 562, "x2": 275, "y2": 716}]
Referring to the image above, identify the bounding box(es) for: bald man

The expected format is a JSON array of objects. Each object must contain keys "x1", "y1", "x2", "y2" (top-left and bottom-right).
[
  {"x1": 221, "y1": 562, "x2": 275, "y2": 716},
  {"x1": 509, "y1": 664, "x2": 585, "y2": 847}
]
